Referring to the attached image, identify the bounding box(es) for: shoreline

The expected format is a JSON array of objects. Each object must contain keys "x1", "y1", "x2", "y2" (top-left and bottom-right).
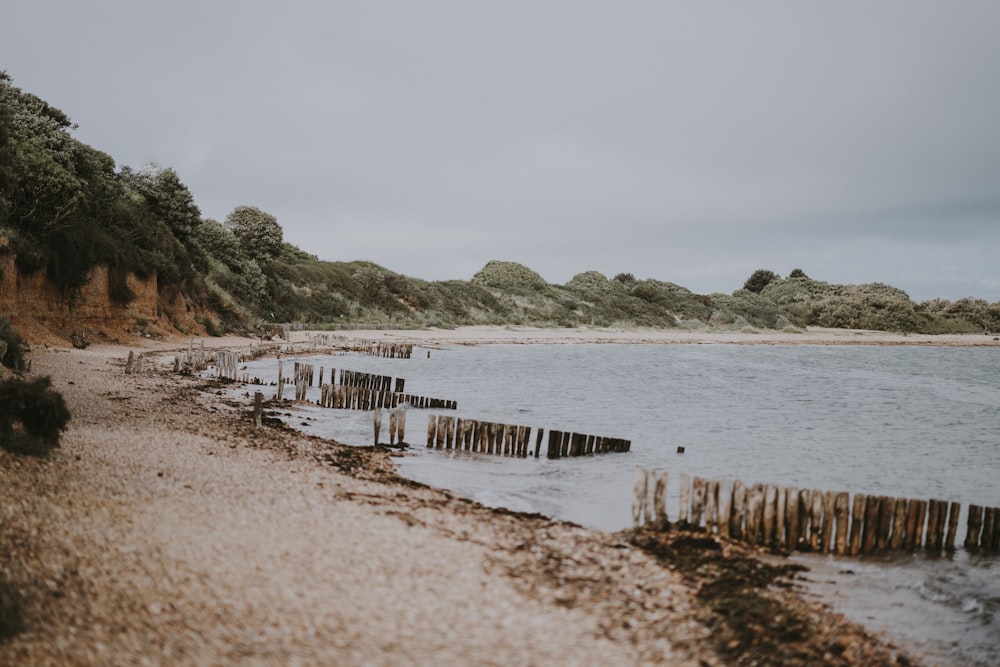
[
  {"x1": 1, "y1": 337, "x2": 926, "y2": 665},
  {"x1": 285, "y1": 324, "x2": 1000, "y2": 348}
]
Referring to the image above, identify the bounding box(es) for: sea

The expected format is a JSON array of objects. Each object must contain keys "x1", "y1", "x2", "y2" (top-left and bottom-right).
[{"x1": 234, "y1": 342, "x2": 999, "y2": 667}]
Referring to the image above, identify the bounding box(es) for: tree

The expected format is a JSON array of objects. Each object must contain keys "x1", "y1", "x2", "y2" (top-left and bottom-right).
[
  {"x1": 224, "y1": 205, "x2": 283, "y2": 264},
  {"x1": 119, "y1": 165, "x2": 202, "y2": 241},
  {"x1": 788, "y1": 268, "x2": 809, "y2": 279},
  {"x1": 743, "y1": 269, "x2": 779, "y2": 293}
]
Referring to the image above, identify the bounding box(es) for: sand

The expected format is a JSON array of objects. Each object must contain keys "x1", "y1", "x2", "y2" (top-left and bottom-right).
[{"x1": 0, "y1": 326, "x2": 937, "y2": 665}]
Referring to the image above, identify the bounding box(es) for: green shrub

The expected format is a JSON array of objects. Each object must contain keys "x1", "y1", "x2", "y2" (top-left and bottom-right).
[
  {"x1": 0, "y1": 314, "x2": 25, "y2": 370},
  {"x1": 0, "y1": 575, "x2": 25, "y2": 640},
  {"x1": 0, "y1": 376, "x2": 71, "y2": 457},
  {"x1": 743, "y1": 268, "x2": 780, "y2": 293}
]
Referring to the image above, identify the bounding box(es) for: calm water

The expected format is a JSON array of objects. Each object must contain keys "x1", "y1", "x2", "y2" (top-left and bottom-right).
[{"x1": 237, "y1": 343, "x2": 999, "y2": 666}]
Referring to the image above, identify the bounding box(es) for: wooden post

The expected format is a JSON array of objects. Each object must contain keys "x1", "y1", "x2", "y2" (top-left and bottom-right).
[
  {"x1": 762, "y1": 485, "x2": 777, "y2": 548},
  {"x1": 398, "y1": 410, "x2": 406, "y2": 444},
  {"x1": 904, "y1": 499, "x2": 921, "y2": 549},
  {"x1": 808, "y1": 489, "x2": 823, "y2": 552},
  {"x1": 785, "y1": 487, "x2": 799, "y2": 551},
  {"x1": 704, "y1": 480, "x2": 718, "y2": 534},
  {"x1": 633, "y1": 468, "x2": 647, "y2": 529},
  {"x1": 820, "y1": 491, "x2": 836, "y2": 555},
  {"x1": 745, "y1": 484, "x2": 764, "y2": 545},
  {"x1": 730, "y1": 480, "x2": 746, "y2": 540},
  {"x1": 678, "y1": 474, "x2": 690, "y2": 527},
  {"x1": 965, "y1": 505, "x2": 983, "y2": 549},
  {"x1": 875, "y1": 496, "x2": 894, "y2": 552},
  {"x1": 253, "y1": 392, "x2": 263, "y2": 427},
  {"x1": 717, "y1": 480, "x2": 732, "y2": 539},
  {"x1": 833, "y1": 492, "x2": 850, "y2": 555},
  {"x1": 990, "y1": 508, "x2": 1000, "y2": 551},
  {"x1": 775, "y1": 487, "x2": 786, "y2": 550},
  {"x1": 389, "y1": 410, "x2": 398, "y2": 445},
  {"x1": 925, "y1": 499, "x2": 942, "y2": 550},
  {"x1": 644, "y1": 469, "x2": 657, "y2": 527},
  {"x1": 910, "y1": 500, "x2": 927, "y2": 549},
  {"x1": 534, "y1": 428, "x2": 544, "y2": 457},
  {"x1": 981, "y1": 507, "x2": 996, "y2": 550},
  {"x1": 849, "y1": 493, "x2": 866, "y2": 556},
  {"x1": 944, "y1": 502, "x2": 961, "y2": 551},
  {"x1": 889, "y1": 498, "x2": 908, "y2": 550},
  {"x1": 654, "y1": 472, "x2": 668, "y2": 530},
  {"x1": 861, "y1": 495, "x2": 880, "y2": 555},
  {"x1": 797, "y1": 490, "x2": 812, "y2": 551},
  {"x1": 373, "y1": 409, "x2": 382, "y2": 445},
  {"x1": 691, "y1": 477, "x2": 706, "y2": 530}
]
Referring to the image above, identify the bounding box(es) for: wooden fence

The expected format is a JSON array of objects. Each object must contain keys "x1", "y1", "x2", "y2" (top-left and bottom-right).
[
  {"x1": 351, "y1": 340, "x2": 414, "y2": 359},
  {"x1": 632, "y1": 467, "x2": 1000, "y2": 555},
  {"x1": 426, "y1": 414, "x2": 630, "y2": 459}
]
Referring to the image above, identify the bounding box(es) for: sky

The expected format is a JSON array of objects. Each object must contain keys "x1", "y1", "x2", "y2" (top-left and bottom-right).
[{"x1": 3, "y1": 1, "x2": 1000, "y2": 302}]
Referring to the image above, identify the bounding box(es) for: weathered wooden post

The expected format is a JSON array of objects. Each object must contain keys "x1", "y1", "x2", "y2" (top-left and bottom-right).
[
  {"x1": 797, "y1": 489, "x2": 812, "y2": 551},
  {"x1": 819, "y1": 491, "x2": 836, "y2": 554},
  {"x1": 762, "y1": 485, "x2": 777, "y2": 547},
  {"x1": 745, "y1": 484, "x2": 764, "y2": 545},
  {"x1": 678, "y1": 474, "x2": 691, "y2": 527},
  {"x1": 730, "y1": 480, "x2": 746, "y2": 540},
  {"x1": 849, "y1": 493, "x2": 866, "y2": 556},
  {"x1": 253, "y1": 392, "x2": 263, "y2": 427},
  {"x1": 874, "y1": 496, "x2": 893, "y2": 552},
  {"x1": 704, "y1": 480, "x2": 719, "y2": 534},
  {"x1": 644, "y1": 469, "x2": 657, "y2": 526},
  {"x1": 691, "y1": 477, "x2": 706, "y2": 530},
  {"x1": 718, "y1": 480, "x2": 732, "y2": 539},
  {"x1": 427, "y1": 414, "x2": 437, "y2": 447},
  {"x1": 785, "y1": 486, "x2": 799, "y2": 551},
  {"x1": 925, "y1": 499, "x2": 942, "y2": 550},
  {"x1": 633, "y1": 468, "x2": 648, "y2": 529},
  {"x1": 834, "y1": 492, "x2": 850, "y2": 555},
  {"x1": 910, "y1": 500, "x2": 927, "y2": 549},
  {"x1": 964, "y1": 505, "x2": 983, "y2": 549},
  {"x1": 654, "y1": 472, "x2": 668, "y2": 530},
  {"x1": 774, "y1": 487, "x2": 787, "y2": 549},
  {"x1": 861, "y1": 495, "x2": 880, "y2": 555},
  {"x1": 889, "y1": 498, "x2": 908, "y2": 550},
  {"x1": 388, "y1": 410, "x2": 398, "y2": 445},
  {"x1": 808, "y1": 489, "x2": 824, "y2": 552},
  {"x1": 944, "y1": 502, "x2": 961, "y2": 551},
  {"x1": 981, "y1": 507, "x2": 996, "y2": 550}
]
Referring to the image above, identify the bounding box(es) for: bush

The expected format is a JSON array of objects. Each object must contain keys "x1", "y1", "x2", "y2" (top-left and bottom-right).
[
  {"x1": 0, "y1": 575, "x2": 25, "y2": 640},
  {"x1": 0, "y1": 314, "x2": 25, "y2": 370},
  {"x1": 743, "y1": 269, "x2": 779, "y2": 293},
  {"x1": 0, "y1": 376, "x2": 71, "y2": 457}
]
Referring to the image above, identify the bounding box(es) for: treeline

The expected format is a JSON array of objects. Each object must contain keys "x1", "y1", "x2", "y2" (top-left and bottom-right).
[{"x1": 2, "y1": 72, "x2": 998, "y2": 337}]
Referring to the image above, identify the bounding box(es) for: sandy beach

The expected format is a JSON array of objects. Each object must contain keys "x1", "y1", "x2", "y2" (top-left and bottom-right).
[{"x1": 0, "y1": 327, "x2": 939, "y2": 665}]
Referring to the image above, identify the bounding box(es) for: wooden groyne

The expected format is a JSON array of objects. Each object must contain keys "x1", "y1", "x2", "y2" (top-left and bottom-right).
[
  {"x1": 351, "y1": 340, "x2": 414, "y2": 359},
  {"x1": 426, "y1": 414, "x2": 630, "y2": 459},
  {"x1": 271, "y1": 362, "x2": 456, "y2": 410},
  {"x1": 632, "y1": 468, "x2": 1000, "y2": 555}
]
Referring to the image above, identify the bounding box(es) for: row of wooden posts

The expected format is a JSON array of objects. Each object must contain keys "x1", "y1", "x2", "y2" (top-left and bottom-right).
[
  {"x1": 632, "y1": 468, "x2": 1000, "y2": 555},
  {"x1": 426, "y1": 414, "x2": 631, "y2": 459},
  {"x1": 340, "y1": 369, "x2": 405, "y2": 394},
  {"x1": 274, "y1": 361, "x2": 457, "y2": 410},
  {"x1": 351, "y1": 340, "x2": 414, "y2": 359}
]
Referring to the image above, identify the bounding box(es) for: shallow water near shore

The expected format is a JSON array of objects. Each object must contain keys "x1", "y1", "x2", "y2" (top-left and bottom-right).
[{"x1": 237, "y1": 342, "x2": 999, "y2": 666}]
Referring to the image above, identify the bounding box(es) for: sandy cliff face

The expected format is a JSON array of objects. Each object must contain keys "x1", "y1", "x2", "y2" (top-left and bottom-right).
[{"x1": 0, "y1": 254, "x2": 206, "y2": 345}]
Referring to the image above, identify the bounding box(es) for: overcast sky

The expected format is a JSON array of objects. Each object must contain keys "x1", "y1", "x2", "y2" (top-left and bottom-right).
[{"x1": 3, "y1": 1, "x2": 999, "y2": 301}]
